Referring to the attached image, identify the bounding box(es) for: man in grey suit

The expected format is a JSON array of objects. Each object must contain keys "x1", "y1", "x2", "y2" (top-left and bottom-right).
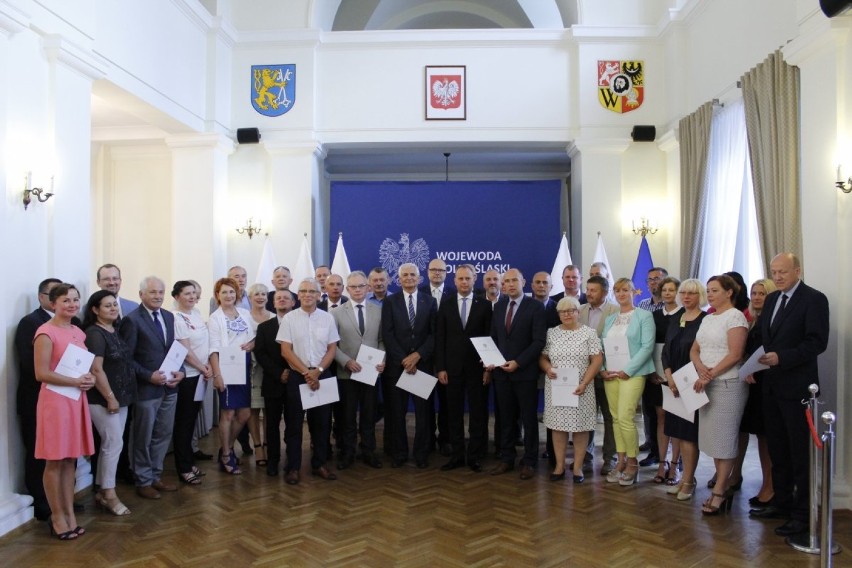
[
  {"x1": 97, "y1": 263, "x2": 139, "y2": 318},
  {"x1": 579, "y1": 275, "x2": 619, "y2": 474},
  {"x1": 332, "y1": 271, "x2": 385, "y2": 469},
  {"x1": 121, "y1": 276, "x2": 184, "y2": 499}
]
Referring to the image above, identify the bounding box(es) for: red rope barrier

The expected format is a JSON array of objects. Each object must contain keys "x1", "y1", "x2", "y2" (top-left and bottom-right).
[{"x1": 805, "y1": 407, "x2": 823, "y2": 449}]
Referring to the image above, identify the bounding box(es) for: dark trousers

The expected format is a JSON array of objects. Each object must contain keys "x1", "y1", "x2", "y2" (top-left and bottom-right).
[
  {"x1": 446, "y1": 371, "x2": 488, "y2": 461},
  {"x1": 641, "y1": 382, "x2": 659, "y2": 459},
  {"x1": 18, "y1": 409, "x2": 50, "y2": 519},
  {"x1": 283, "y1": 375, "x2": 331, "y2": 472},
  {"x1": 589, "y1": 378, "x2": 615, "y2": 462},
  {"x1": 763, "y1": 391, "x2": 811, "y2": 522},
  {"x1": 340, "y1": 379, "x2": 378, "y2": 458},
  {"x1": 387, "y1": 366, "x2": 432, "y2": 462},
  {"x1": 265, "y1": 393, "x2": 286, "y2": 468},
  {"x1": 494, "y1": 377, "x2": 539, "y2": 467},
  {"x1": 380, "y1": 375, "x2": 395, "y2": 456},
  {"x1": 433, "y1": 382, "x2": 450, "y2": 447},
  {"x1": 172, "y1": 376, "x2": 201, "y2": 474}
]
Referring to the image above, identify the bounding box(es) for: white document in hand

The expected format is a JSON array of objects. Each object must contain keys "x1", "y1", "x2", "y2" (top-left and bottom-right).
[
  {"x1": 470, "y1": 336, "x2": 506, "y2": 367},
  {"x1": 738, "y1": 346, "x2": 769, "y2": 381},
  {"x1": 396, "y1": 369, "x2": 439, "y2": 400},
  {"x1": 603, "y1": 336, "x2": 630, "y2": 372},
  {"x1": 551, "y1": 367, "x2": 580, "y2": 407},
  {"x1": 299, "y1": 377, "x2": 340, "y2": 409},
  {"x1": 48, "y1": 343, "x2": 95, "y2": 401},
  {"x1": 193, "y1": 376, "x2": 208, "y2": 402},
  {"x1": 662, "y1": 384, "x2": 694, "y2": 423},
  {"x1": 159, "y1": 341, "x2": 188, "y2": 385},
  {"x1": 350, "y1": 344, "x2": 385, "y2": 386},
  {"x1": 672, "y1": 362, "x2": 710, "y2": 413},
  {"x1": 218, "y1": 345, "x2": 246, "y2": 385}
]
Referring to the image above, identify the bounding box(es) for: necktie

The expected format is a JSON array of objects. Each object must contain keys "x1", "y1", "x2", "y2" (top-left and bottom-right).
[
  {"x1": 772, "y1": 294, "x2": 789, "y2": 327},
  {"x1": 322, "y1": 293, "x2": 328, "y2": 302},
  {"x1": 357, "y1": 304, "x2": 365, "y2": 335},
  {"x1": 505, "y1": 300, "x2": 516, "y2": 333},
  {"x1": 152, "y1": 310, "x2": 166, "y2": 342},
  {"x1": 408, "y1": 294, "x2": 416, "y2": 328},
  {"x1": 460, "y1": 296, "x2": 468, "y2": 328}
]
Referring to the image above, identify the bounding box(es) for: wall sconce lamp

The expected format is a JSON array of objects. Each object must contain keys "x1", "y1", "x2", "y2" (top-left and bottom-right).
[
  {"x1": 236, "y1": 217, "x2": 263, "y2": 239},
  {"x1": 632, "y1": 217, "x2": 658, "y2": 237},
  {"x1": 837, "y1": 165, "x2": 852, "y2": 194},
  {"x1": 23, "y1": 172, "x2": 54, "y2": 210}
]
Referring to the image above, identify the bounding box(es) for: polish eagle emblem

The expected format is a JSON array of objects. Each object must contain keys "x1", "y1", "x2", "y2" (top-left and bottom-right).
[
  {"x1": 431, "y1": 77, "x2": 461, "y2": 108},
  {"x1": 379, "y1": 233, "x2": 430, "y2": 286}
]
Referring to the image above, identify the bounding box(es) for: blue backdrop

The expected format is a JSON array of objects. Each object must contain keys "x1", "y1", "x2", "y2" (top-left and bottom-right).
[{"x1": 330, "y1": 180, "x2": 561, "y2": 292}]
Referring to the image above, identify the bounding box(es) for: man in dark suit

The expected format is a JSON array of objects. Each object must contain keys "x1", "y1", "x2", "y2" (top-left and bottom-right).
[
  {"x1": 435, "y1": 264, "x2": 492, "y2": 472},
  {"x1": 748, "y1": 253, "x2": 829, "y2": 538},
  {"x1": 15, "y1": 277, "x2": 62, "y2": 520},
  {"x1": 265, "y1": 265, "x2": 298, "y2": 312},
  {"x1": 332, "y1": 271, "x2": 385, "y2": 469},
  {"x1": 489, "y1": 268, "x2": 547, "y2": 480},
  {"x1": 421, "y1": 258, "x2": 455, "y2": 456},
  {"x1": 254, "y1": 289, "x2": 295, "y2": 476},
  {"x1": 121, "y1": 276, "x2": 184, "y2": 499},
  {"x1": 550, "y1": 265, "x2": 587, "y2": 305},
  {"x1": 381, "y1": 262, "x2": 437, "y2": 468},
  {"x1": 318, "y1": 273, "x2": 349, "y2": 311}
]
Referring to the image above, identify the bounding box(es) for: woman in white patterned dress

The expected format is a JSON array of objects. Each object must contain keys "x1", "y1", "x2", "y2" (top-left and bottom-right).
[
  {"x1": 690, "y1": 274, "x2": 748, "y2": 515},
  {"x1": 539, "y1": 296, "x2": 603, "y2": 483}
]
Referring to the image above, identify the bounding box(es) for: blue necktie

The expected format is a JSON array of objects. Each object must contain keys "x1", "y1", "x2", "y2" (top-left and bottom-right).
[
  {"x1": 460, "y1": 297, "x2": 468, "y2": 328},
  {"x1": 408, "y1": 294, "x2": 415, "y2": 328},
  {"x1": 357, "y1": 304, "x2": 365, "y2": 336},
  {"x1": 152, "y1": 310, "x2": 166, "y2": 342}
]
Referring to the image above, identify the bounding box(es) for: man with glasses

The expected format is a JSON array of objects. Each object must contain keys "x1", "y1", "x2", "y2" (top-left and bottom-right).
[{"x1": 637, "y1": 267, "x2": 668, "y2": 312}]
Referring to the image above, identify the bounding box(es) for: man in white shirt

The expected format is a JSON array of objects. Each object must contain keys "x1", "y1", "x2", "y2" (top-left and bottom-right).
[{"x1": 277, "y1": 278, "x2": 340, "y2": 484}]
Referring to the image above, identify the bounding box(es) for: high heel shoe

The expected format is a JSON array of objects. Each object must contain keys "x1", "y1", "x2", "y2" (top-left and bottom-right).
[
  {"x1": 606, "y1": 463, "x2": 625, "y2": 484},
  {"x1": 702, "y1": 491, "x2": 733, "y2": 515},
  {"x1": 220, "y1": 448, "x2": 241, "y2": 475},
  {"x1": 255, "y1": 443, "x2": 267, "y2": 467},
  {"x1": 619, "y1": 460, "x2": 639, "y2": 486},
  {"x1": 653, "y1": 461, "x2": 670, "y2": 484},
  {"x1": 676, "y1": 480, "x2": 696, "y2": 501},
  {"x1": 47, "y1": 516, "x2": 78, "y2": 541},
  {"x1": 95, "y1": 492, "x2": 131, "y2": 516}
]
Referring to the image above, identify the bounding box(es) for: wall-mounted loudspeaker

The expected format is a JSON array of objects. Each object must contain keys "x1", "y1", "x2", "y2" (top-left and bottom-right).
[
  {"x1": 820, "y1": 0, "x2": 851, "y2": 17},
  {"x1": 631, "y1": 125, "x2": 656, "y2": 142},
  {"x1": 236, "y1": 128, "x2": 261, "y2": 144}
]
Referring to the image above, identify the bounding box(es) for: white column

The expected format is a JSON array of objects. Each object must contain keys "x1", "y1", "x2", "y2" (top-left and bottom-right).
[
  {"x1": 262, "y1": 141, "x2": 325, "y2": 268},
  {"x1": 165, "y1": 133, "x2": 234, "y2": 292},
  {"x1": 567, "y1": 139, "x2": 629, "y2": 274}
]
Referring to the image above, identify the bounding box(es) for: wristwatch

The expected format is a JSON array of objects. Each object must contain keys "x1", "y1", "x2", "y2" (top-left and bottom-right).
[{"x1": 317, "y1": 366, "x2": 324, "y2": 373}]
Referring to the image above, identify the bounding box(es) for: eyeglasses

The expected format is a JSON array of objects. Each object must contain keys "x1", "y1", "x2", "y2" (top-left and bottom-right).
[
  {"x1": 297, "y1": 289, "x2": 318, "y2": 295},
  {"x1": 557, "y1": 309, "x2": 579, "y2": 314},
  {"x1": 428, "y1": 268, "x2": 447, "y2": 273},
  {"x1": 647, "y1": 277, "x2": 663, "y2": 282}
]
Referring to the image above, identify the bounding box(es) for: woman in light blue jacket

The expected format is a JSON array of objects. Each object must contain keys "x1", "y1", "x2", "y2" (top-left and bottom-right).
[{"x1": 600, "y1": 278, "x2": 655, "y2": 486}]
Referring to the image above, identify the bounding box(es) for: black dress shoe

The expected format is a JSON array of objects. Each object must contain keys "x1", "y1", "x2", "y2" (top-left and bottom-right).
[
  {"x1": 362, "y1": 455, "x2": 383, "y2": 469},
  {"x1": 469, "y1": 461, "x2": 483, "y2": 473},
  {"x1": 193, "y1": 450, "x2": 214, "y2": 461},
  {"x1": 638, "y1": 442, "x2": 650, "y2": 452},
  {"x1": 775, "y1": 519, "x2": 808, "y2": 536},
  {"x1": 441, "y1": 458, "x2": 465, "y2": 471},
  {"x1": 439, "y1": 443, "x2": 453, "y2": 457},
  {"x1": 416, "y1": 460, "x2": 429, "y2": 469},
  {"x1": 549, "y1": 471, "x2": 566, "y2": 482},
  {"x1": 337, "y1": 456, "x2": 354, "y2": 471},
  {"x1": 568, "y1": 461, "x2": 593, "y2": 474},
  {"x1": 749, "y1": 495, "x2": 772, "y2": 508},
  {"x1": 749, "y1": 505, "x2": 791, "y2": 519},
  {"x1": 391, "y1": 458, "x2": 406, "y2": 469},
  {"x1": 638, "y1": 455, "x2": 659, "y2": 467}
]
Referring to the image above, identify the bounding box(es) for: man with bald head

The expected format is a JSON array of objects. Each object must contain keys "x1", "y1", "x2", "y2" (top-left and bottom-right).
[
  {"x1": 488, "y1": 268, "x2": 546, "y2": 480},
  {"x1": 748, "y1": 253, "x2": 829, "y2": 538}
]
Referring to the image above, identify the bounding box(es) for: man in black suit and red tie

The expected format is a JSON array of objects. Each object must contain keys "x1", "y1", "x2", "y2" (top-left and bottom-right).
[
  {"x1": 488, "y1": 268, "x2": 547, "y2": 480},
  {"x1": 381, "y1": 262, "x2": 437, "y2": 469},
  {"x1": 748, "y1": 253, "x2": 829, "y2": 538},
  {"x1": 15, "y1": 277, "x2": 62, "y2": 520},
  {"x1": 435, "y1": 264, "x2": 492, "y2": 472}
]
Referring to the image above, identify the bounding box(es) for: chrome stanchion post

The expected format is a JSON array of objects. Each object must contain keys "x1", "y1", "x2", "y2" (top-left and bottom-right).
[
  {"x1": 819, "y1": 411, "x2": 842, "y2": 567},
  {"x1": 789, "y1": 384, "x2": 821, "y2": 553}
]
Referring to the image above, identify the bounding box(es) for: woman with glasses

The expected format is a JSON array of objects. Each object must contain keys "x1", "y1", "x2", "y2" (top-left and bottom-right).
[{"x1": 539, "y1": 297, "x2": 603, "y2": 483}]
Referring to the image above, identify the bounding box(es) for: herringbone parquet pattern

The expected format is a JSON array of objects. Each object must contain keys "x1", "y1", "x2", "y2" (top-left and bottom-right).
[{"x1": 2, "y1": 418, "x2": 849, "y2": 567}]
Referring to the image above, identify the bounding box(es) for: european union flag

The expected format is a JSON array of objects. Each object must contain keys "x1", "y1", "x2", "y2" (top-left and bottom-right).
[{"x1": 631, "y1": 236, "x2": 655, "y2": 303}]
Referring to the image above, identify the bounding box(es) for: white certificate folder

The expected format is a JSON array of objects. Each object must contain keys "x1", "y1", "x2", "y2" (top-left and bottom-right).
[
  {"x1": 550, "y1": 367, "x2": 580, "y2": 408},
  {"x1": 299, "y1": 377, "x2": 340, "y2": 409}
]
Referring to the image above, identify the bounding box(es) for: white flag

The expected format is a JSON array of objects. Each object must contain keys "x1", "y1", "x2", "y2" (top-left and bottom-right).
[
  {"x1": 549, "y1": 233, "x2": 573, "y2": 296},
  {"x1": 292, "y1": 234, "x2": 315, "y2": 287},
  {"x1": 330, "y1": 232, "x2": 352, "y2": 280},
  {"x1": 593, "y1": 232, "x2": 616, "y2": 300},
  {"x1": 255, "y1": 236, "x2": 278, "y2": 289}
]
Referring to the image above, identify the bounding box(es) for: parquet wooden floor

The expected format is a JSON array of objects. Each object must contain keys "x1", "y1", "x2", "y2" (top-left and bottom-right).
[{"x1": 1, "y1": 417, "x2": 849, "y2": 567}]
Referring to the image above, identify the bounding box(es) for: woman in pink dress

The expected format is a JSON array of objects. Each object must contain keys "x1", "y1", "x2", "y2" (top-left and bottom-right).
[{"x1": 34, "y1": 283, "x2": 96, "y2": 540}]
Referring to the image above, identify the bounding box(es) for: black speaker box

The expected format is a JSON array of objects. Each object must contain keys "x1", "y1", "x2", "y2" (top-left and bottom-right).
[
  {"x1": 236, "y1": 128, "x2": 261, "y2": 144},
  {"x1": 631, "y1": 125, "x2": 656, "y2": 142},
  {"x1": 820, "y1": 0, "x2": 851, "y2": 17}
]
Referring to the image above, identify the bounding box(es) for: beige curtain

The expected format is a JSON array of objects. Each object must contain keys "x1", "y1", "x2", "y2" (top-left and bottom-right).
[
  {"x1": 678, "y1": 102, "x2": 713, "y2": 278},
  {"x1": 741, "y1": 50, "x2": 801, "y2": 268}
]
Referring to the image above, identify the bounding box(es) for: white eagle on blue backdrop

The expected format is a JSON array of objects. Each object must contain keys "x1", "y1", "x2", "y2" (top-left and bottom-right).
[{"x1": 379, "y1": 233, "x2": 430, "y2": 286}]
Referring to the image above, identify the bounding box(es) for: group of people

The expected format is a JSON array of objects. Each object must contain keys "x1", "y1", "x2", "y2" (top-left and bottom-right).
[{"x1": 15, "y1": 251, "x2": 828, "y2": 540}]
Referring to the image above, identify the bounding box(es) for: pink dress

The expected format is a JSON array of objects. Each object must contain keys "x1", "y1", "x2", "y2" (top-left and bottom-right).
[{"x1": 34, "y1": 322, "x2": 95, "y2": 460}]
